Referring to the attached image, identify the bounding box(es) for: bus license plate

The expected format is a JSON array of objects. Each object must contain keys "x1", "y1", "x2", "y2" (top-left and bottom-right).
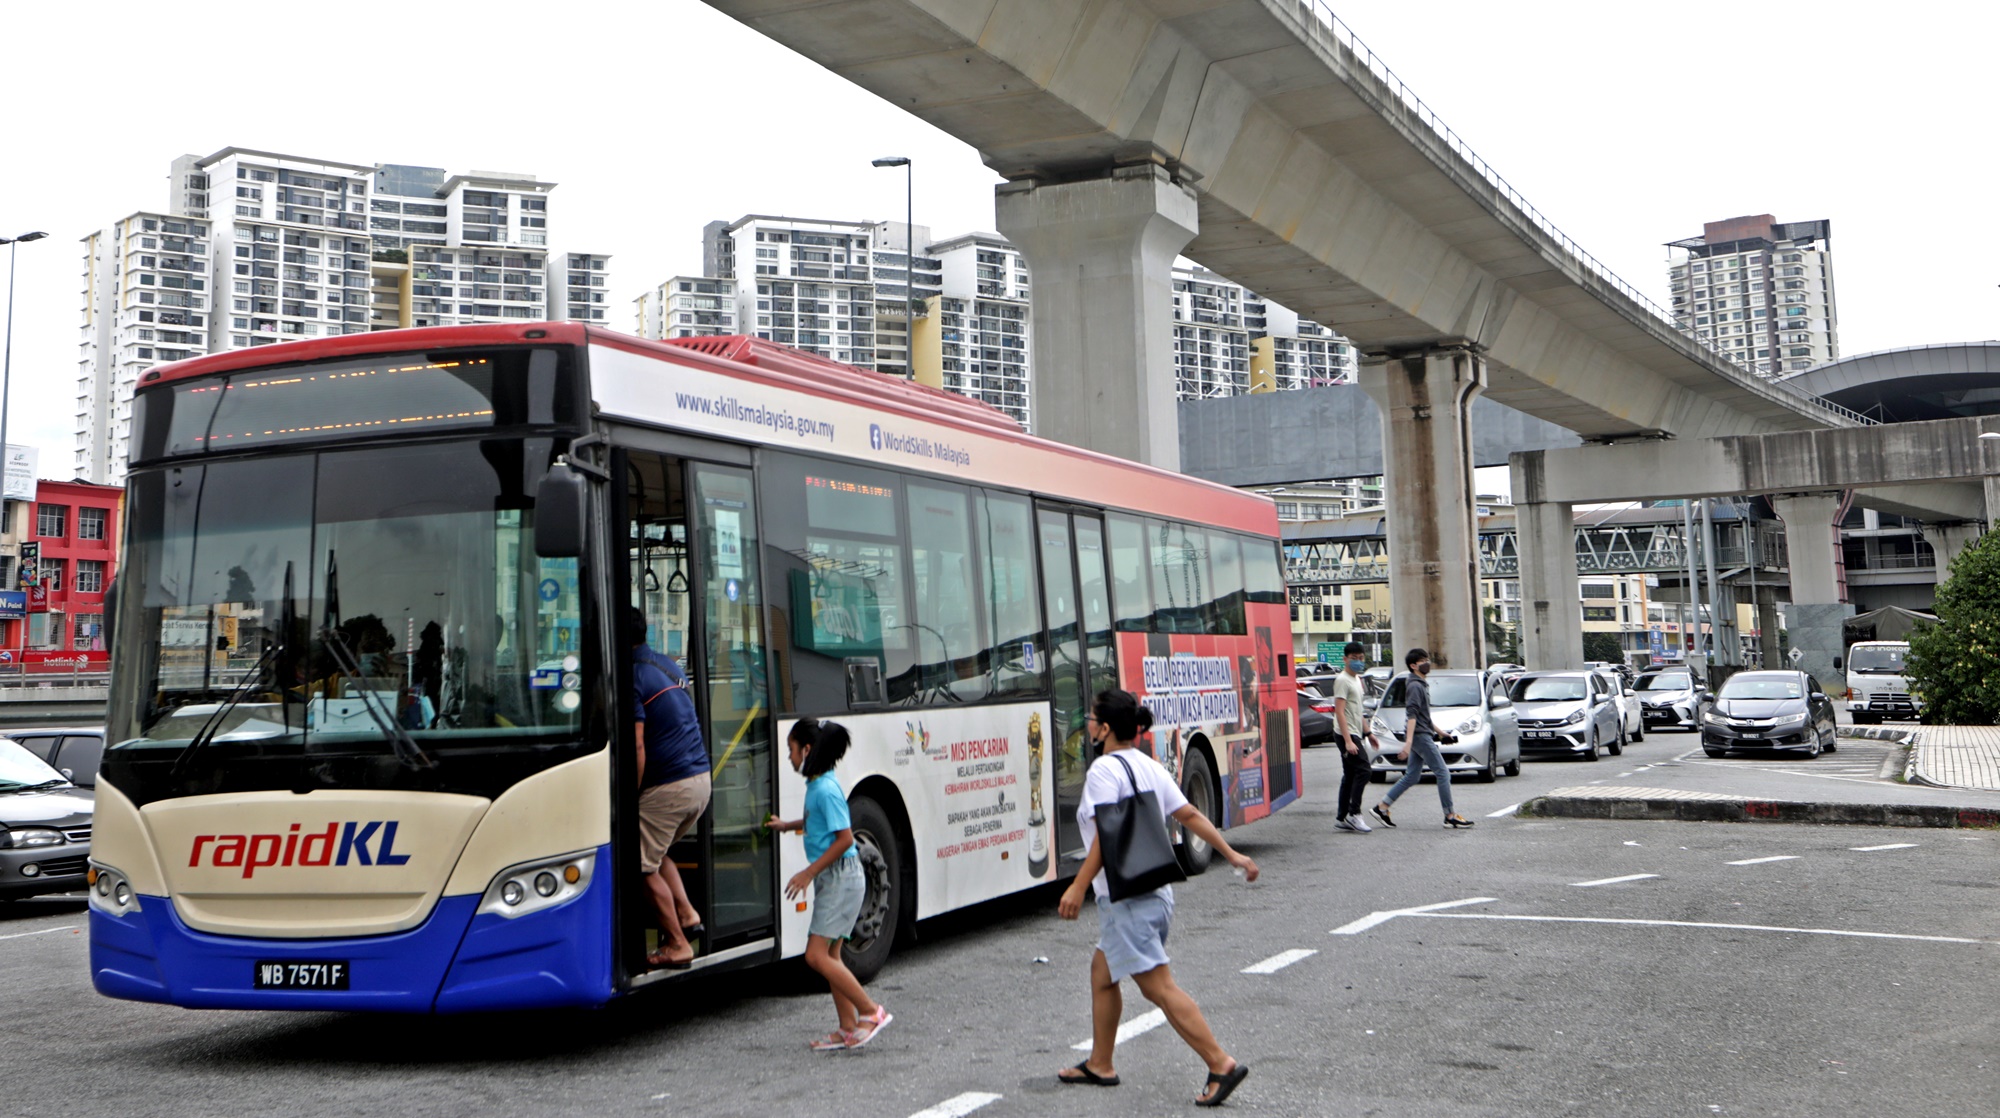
[{"x1": 255, "y1": 961, "x2": 350, "y2": 990}]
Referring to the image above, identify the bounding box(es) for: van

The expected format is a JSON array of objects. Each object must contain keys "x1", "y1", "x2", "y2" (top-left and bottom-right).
[{"x1": 1844, "y1": 641, "x2": 1918, "y2": 724}]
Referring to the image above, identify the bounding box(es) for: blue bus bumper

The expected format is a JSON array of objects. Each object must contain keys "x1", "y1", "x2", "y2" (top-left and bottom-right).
[{"x1": 91, "y1": 844, "x2": 616, "y2": 1013}]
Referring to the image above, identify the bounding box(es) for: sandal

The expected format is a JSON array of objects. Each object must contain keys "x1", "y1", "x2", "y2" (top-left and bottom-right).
[
  {"x1": 849, "y1": 1006, "x2": 893, "y2": 1047},
  {"x1": 809, "y1": 1030, "x2": 858, "y2": 1051},
  {"x1": 1058, "y1": 1061, "x2": 1120, "y2": 1087},
  {"x1": 646, "y1": 946, "x2": 693, "y2": 971},
  {"x1": 1196, "y1": 1062, "x2": 1250, "y2": 1107}
]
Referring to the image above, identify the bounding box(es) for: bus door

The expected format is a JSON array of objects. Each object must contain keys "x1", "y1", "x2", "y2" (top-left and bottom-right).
[
  {"x1": 1037, "y1": 507, "x2": 1115, "y2": 864},
  {"x1": 620, "y1": 451, "x2": 774, "y2": 975}
]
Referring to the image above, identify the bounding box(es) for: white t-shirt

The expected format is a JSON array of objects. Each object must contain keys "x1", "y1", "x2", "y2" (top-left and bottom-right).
[{"x1": 1077, "y1": 748, "x2": 1191, "y2": 899}]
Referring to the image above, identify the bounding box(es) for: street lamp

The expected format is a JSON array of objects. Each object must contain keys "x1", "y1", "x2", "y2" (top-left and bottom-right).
[
  {"x1": 1, "y1": 231, "x2": 49, "y2": 662},
  {"x1": 871, "y1": 156, "x2": 915, "y2": 376}
]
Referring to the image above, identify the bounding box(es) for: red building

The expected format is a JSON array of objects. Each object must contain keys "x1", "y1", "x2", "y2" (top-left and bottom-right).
[{"x1": 1, "y1": 479, "x2": 123, "y2": 669}]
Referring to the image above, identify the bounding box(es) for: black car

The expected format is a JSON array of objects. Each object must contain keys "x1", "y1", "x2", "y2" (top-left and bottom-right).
[
  {"x1": 1700, "y1": 670, "x2": 1839, "y2": 758},
  {"x1": 6, "y1": 727, "x2": 106, "y2": 788},
  {"x1": 0, "y1": 738, "x2": 94, "y2": 900},
  {"x1": 1298, "y1": 683, "x2": 1337, "y2": 747}
]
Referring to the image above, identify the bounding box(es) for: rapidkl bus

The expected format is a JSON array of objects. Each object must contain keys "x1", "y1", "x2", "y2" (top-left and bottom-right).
[{"x1": 89, "y1": 324, "x2": 1299, "y2": 1012}]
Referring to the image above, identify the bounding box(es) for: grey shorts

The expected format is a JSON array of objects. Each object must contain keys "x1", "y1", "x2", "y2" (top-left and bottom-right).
[
  {"x1": 808, "y1": 856, "x2": 866, "y2": 940},
  {"x1": 1096, "y1": 889, "x2": 1174, "y2": 981}
]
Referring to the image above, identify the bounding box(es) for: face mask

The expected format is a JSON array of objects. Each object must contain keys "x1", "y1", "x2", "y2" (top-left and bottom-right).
[
  {"x1": 1415, "y1": 662, "x2": 1431, "y2": 676},
  {"x1": 1346, "y1": 658, "x2": 1366, "y2": 672}
]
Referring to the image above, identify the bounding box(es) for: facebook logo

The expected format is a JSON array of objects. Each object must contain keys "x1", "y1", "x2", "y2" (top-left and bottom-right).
[{"x1": 869, "y1": 424, "x2": 883, "y2": 451}]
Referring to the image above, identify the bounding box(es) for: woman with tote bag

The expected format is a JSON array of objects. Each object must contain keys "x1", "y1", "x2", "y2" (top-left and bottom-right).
[{"x1": 1056, "y1": 689, "x2": 1260, "y2": 1108}]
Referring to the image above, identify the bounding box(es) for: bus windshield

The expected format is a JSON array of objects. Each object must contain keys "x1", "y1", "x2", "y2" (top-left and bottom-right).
[{"x1": 107, "y1": 437, "x2": 585, "y2": 792}]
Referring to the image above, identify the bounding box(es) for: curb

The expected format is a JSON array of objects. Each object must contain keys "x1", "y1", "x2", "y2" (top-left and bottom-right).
[
  {"x1": 1836, "y1": 725, "x2": 1917, "y2": 743},
  {"x1": 1519, "y1": 793, "x2": 2000, "y2": 830}
]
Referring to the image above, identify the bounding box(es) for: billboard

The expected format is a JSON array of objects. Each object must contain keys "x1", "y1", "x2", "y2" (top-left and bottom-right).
[
  {"x1": 17, "y1": 541, "x2": 38, "y2": 590},
  {"x1": 2, "y1": 444, "x2": 35, "y2": 503},
  {"x1": 0, "y1": 591, "x2": 23, "y2": 620}
]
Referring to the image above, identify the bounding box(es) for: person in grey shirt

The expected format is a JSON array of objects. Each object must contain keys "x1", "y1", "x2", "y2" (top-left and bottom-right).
[{"x1": 1372, "y1": 647, "x2": 1476, "y2": 829}]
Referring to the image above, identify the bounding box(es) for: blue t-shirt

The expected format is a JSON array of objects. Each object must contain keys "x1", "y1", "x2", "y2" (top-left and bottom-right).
[
  {"x1": 803, "y1": 772, "x2": 858, "y2": 863},
  {"x1": 633, "y1": 644, "x2": 709, "y2": 789}
]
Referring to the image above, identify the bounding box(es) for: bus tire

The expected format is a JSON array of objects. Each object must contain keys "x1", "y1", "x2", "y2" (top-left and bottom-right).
[
  {"x1": 842, "y1": 796, "x2": 902, "y2": 985},
  {"x1": 1175, "y1": 749, "x2": 1219, "y2": 876}
]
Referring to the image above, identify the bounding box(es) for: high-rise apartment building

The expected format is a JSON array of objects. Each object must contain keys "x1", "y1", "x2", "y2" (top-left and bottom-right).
[
  {"x1": 1171, "y1": 267, "x2": 1358, "y2": 398},
  {"x1": 1667, "y1": 215, "x2": 1837, "y2": 377},
  {"x1": 75, "y1": 148, "x2": 610, "y2": 483}
]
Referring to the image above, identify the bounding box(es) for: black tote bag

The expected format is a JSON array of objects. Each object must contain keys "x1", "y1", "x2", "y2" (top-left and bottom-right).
[{"x1": 1096, "y1": 753, "x2": 1188, "y2": 901}]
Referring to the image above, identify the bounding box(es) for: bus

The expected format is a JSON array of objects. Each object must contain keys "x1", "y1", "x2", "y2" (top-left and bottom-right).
[{"x1": 88, "y1": 324, "x2": 1300, "y2": 1012}]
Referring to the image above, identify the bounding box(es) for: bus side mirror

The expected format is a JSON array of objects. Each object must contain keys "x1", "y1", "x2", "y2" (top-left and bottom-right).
[{"x1": 534, "y1": 463, "x2": 588, "y2": 558}]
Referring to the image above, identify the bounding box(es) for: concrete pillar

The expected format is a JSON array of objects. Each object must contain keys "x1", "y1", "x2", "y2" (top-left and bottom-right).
[
  {"x1": 1755, "y1": 584, "x2": 1782, "y2": 669},
  {"x1": 1773, "y1": 492, "x2": 1851, "y2": 688},
  {"x1": 1987, "y1": 475, "x2": 2000, "y2": 533},
  {"x1": 995, "y1": 165, "x2": 1198, "y2": 469},
  {"x1": 1923, "y1": 521, "x2": 1982, "y2": 583},
  {"x1": 1360, "y1": 346, "x2": 1486, "y2": 668},
  {"x1": 1515, "y1": 497, "x2": 1583, "y2": 670}
]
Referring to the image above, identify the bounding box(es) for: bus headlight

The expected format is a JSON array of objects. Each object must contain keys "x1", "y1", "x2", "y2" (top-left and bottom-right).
[
  {"x1": 478, "y1": 850, "x2": 595, "y2": 920},
  {"x1": 88, "y1": 862, "x2": 142, "y2": 918}
]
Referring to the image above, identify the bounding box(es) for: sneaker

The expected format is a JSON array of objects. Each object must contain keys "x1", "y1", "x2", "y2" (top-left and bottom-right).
[
  {"x1": 1347, "y1": 813, "x2": 1373, "y2": 833},
  {"x1": 1444, "y1": 814, "x2": 1476, "y2": 829},
  {"x1": 849, "y1": 1005, "x2": 893, "y2": 1048},
  {"x1": 1371, "y1": 802, "x2": 1397, "y2": 828},
  {"x1": 810, "y1": 1030, "x2": 858, "y2": 1051},
  {"x1": 1334, "y1": 816, "x2": 1357, "y2": 832}
]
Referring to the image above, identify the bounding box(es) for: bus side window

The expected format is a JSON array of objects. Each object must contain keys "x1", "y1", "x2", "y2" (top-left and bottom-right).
[
  {"x1": 977, "y1": 489, "x2": 1043, "y2": 700},
  {"x1": 1203, "y1": 530, "x2": 1245, "y2": 636},
  {"x1": 907, "y1": 481, "x2": 987, "y2": 702},
  {"x1": 1243, "y1": 536, "x2": 1286, "y2": 606},
  {"x1": 1106, "y1": 514, "x2": 1152, "y2": 633},
  {"x1": 1148, "y1": 519, "x2": 1208, "y2": 634}
]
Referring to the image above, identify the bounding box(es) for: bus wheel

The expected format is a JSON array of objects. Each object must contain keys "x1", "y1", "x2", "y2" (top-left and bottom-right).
[
  {"x1": 843, "y1": 796, "x2": 902, "y2": 985},
  {"x1": 1175, "y1": 750, "x2": 1219, "y2": 876}
]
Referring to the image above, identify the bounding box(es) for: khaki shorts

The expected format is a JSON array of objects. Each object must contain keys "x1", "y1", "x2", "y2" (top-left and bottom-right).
[{"x1": 638, "y1": 771, "x2": 712, "y2": 875}]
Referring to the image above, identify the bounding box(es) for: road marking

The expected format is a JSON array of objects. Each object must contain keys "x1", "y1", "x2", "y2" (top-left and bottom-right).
[
  {"x1": 1572, "y1": 874, "x2": 1660, "y2": 888},
  {"x1": 1242, "y1": 948, "x2": 1317, "y2": 974},
  {"x1": 1851, "y1": 843, "x2": 1918, "y2": 852},
  {"x1": 1487, "y1": 803, "x2": 1521, "y2": 818},
  {"x1": 907, "y1": 1093, "x2": 1002, "y2": 1118},
  {"x1": 1408, "y1": 910, "x2": 1990, "y2": 946},
  {"x1": 1727, "y1": 855, "x2": 1801, "y2": 866},
  {"x1": 1072, "y1": 1009, "x2": 1165, "y2": 1050},
  {"x1": 0, "y1": 926, "x2": 79, "y2": 943},
  {"x1": 1331, "y1": 896, "x2": 1496, "y2": 936}
]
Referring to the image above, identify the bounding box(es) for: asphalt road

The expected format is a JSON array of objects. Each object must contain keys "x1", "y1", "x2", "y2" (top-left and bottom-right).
[{"x1": 4, "y1": 731, "x2": 1994, "y2": 1118}]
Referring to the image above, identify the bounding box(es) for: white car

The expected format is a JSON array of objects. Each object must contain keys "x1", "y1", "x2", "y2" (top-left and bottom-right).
[
  {"x1": 1591, "y1": 668, "x2": 1644, "y2": 746},
  {"x1": 1633, "y1": 668, "x2": 1699, "y2": 731},
  {"x1": 1509, "y1": 670, "x2": 1625, "y2": 761},
  {"x1": 1367, "y1": 670, "x2": 1522, "y2": 783}
]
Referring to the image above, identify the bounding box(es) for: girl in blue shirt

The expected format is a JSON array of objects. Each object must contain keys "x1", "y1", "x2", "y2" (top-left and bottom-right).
[{"x1": 766, "y1": 719, "x2": 892, "y2": 1051}]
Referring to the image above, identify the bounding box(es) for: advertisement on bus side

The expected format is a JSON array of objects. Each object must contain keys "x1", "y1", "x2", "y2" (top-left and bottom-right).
[
  {"x1": 777, "y1": 700, "x2": 1056, "y2": 923},
  {"x1": 1117, "y1": 604, "x2": 1298, "y2": 829}
]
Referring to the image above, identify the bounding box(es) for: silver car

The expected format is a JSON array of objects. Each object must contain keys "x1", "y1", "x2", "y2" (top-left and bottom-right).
[
  {"x1": 1591, "y1": 668, "x2": 1644, "y2": 747},
  {"x1": 1633, "y1": 668, "x2": 1699, "y2": 731},
  {"x1": 1508, "y1": 670, "x2": 1624, "y2": 761},
  {"x1": 1367, "y1": 669, "x2": 1521, "y2": 782}
]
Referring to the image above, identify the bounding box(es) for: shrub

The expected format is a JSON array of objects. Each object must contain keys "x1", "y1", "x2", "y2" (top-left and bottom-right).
[{"x1": 1906, "y1": 529, "x2": 2000, "y2": 724}]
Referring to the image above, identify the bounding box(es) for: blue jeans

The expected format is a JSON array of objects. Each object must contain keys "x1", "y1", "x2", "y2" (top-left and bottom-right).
[{"x1": 1384, "y1": 732, "x2": 1454, "y2": 816}]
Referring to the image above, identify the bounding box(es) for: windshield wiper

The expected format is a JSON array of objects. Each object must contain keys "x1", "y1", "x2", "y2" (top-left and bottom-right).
[
  {"x1": 318, "y1": 627, "x2": 436, "y2": 771},
  {"x1": 171, "y1": 641, "x2": 281, "y2": 777}
]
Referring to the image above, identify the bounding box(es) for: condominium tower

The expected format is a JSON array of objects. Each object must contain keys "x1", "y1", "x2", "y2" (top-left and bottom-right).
[
  {"x1": 75, "y1": 147, "x2": 609, "y2": 483},
  {"x1": 1666, "y1": 215, "x2": 1837, "y2": 377}
]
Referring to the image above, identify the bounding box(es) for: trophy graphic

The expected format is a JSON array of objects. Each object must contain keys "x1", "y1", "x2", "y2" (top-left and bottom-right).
[{"x1": 1026, "y1": 712, "x2": 1049, "y2": 878}]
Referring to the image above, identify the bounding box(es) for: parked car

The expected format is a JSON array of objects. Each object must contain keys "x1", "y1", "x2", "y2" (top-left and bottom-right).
[
  {"x1": 1367, "y1": 670, "x2": 1521, "y2": 782},
  {"x1": 1633, "y1": 669, "x2": 1699, "y2": 732},
  {"x1": 6, "y1": 727, "x2": 106, "y2": 788},
  {"x1": 1586, "y1": 659, "x2": 1637, "y2": 687},
  {"x1": 0, "y1": 738, "x2": 93, "y2": 900},
  {"x1": 1508, "y1": 670, "x2": 1624, "y2": 761},
  {"x1": 1297, "y1": 683, "x2": 1337, "y2": 747},
  {"x1": 1700, "y1": 670, "x2": 1839, "y2": 758},
  {"x1": 1360, "y1": 666, "x2": 1394, "y2": 716},
  {"x1": 1591, "y1": 668, "x2": 1644, "y2": 746},
  {"x1": 1295, "y1": 661, "x2": 1338, "y2": 686}
]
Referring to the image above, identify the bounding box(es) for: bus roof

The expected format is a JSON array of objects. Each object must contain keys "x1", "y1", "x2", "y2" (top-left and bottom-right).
[{"x1": 138, "y1": 323, "x2": 1280, "y2": 538}]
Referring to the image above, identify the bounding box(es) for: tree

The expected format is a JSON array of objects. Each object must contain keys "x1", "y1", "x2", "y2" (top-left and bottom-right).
[
  {"x1": 1906, "y1": 529, "x2": 2000, "y2": 724},
  {"x1": 1582, "y1": 631, "x2": 1625, "y2": 664}
]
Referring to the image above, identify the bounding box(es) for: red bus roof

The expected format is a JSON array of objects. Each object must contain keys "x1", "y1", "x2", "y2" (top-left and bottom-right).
[{"x1": 137, "y1": 323, "x2": 1280, "y2": 537}]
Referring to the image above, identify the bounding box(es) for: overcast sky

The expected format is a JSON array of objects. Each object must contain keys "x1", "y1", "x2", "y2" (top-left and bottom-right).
[{"x1": 3, "y1": 0, "x2": 1994, "y2": 480}]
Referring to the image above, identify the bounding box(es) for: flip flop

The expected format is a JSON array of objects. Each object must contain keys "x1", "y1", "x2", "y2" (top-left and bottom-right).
[
  {"x1": 1058, "y1": 1062, "x2": 1120, "y2": 1087},
  {"x1": 646, "y1": 947, "x2": 693, "y2": 971},
  {"x1": 1196, "y1": 1063, "x2": 1249, "y2": 1107},
  {"x1": 681, "y1": 922, "x2": 706, "y2": 939}
]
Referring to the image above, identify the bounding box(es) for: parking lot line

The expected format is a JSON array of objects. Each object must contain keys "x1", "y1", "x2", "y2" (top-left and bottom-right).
[
  {"x1": 0, "y1": 926, "x2": 78, "y2": 943},
  {"x1": 1727, "y1": 855, "x2": 1801, "y2": 866},
  {"x1": 1408, "y1": 910, "x2": 1991, "y2": 946},
  {"x1": 907, "y1": 1092, "x2": 1002, "y2": 1118},
  {"x1": 1572, "y1": 874, "x2": 1660, "y2": 887},
  {"x1": 1072, "y1": 1009, "x2": 1165, "y2": 1050},
  {"x1": 1242, "y1": 948, "x2": 1317, "y2": 974},
  {"x1": 1487, "y1": 803, "x2": 1521, "y2": 818},
  {"x1": 1851, "y1": 843, "x2": 1919, "y2": 852},
  {"x1": 1330, "y1": 896, "x2": 1497, "y2": 936}
]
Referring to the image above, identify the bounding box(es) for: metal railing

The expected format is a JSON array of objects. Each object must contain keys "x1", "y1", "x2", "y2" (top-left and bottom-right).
[{"x1": 1286, "y1": 1, "x2": 1874, "y2": 427}]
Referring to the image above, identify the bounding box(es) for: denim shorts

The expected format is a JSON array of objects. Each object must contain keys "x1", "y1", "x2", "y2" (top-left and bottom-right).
[
  {"x1": 808, "y1": 856, "x2": 866, "y2": 940},
  {"x1": 1096, "y1": 889, "x2": 1174, "y2": 981}
]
